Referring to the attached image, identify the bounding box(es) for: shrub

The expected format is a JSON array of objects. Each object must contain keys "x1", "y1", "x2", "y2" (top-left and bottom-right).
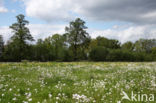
[
  {"x1": 89, "y1": 46, "x2": 108, "y2": 61},
  {"x1": 107, "y1": 49, "x2": 134, "y2": 61}
]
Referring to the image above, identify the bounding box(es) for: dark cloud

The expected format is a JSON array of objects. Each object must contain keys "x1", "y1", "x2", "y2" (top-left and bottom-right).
[
  {"x1": 23, "y1": 0, "x2": 156, "y2": 24},
  {"x1": 76, "y1": 0, "x2": 156, "y2": 24}
]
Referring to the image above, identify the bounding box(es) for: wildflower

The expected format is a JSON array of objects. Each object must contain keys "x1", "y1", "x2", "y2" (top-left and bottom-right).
[
  {"x1": 56, "y1": 97, "x2": 59, "y2": 100},
  {"x1": 28, "y1": 98, "x2": 32, "y2": 101},
  {"x1": 9, "y1": 88, "x2": 12, "y2": 91},
  {"x1": 2, "y1": 94, "x2": 4, "y2": 97},
  {"x1": 12, "y1": 97, "x2": 17, "y2": 101},
  {"x1": 49, "y1": 93, "x2": 52, "y2": 98}
]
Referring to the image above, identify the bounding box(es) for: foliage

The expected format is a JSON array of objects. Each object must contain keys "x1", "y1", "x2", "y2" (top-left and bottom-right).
[
  {"x1": 151, "y1": 47, "x2": 156, "y2": 60},
  {"x1": 107, "y1": 49, "x2": 134, "y2": 61},
  {"x1": 5, "y1": 14, "x2": 34, "y2": 61},
  {"x1": 89, "y1": 46, "x2": 108, "y2": 61},
  {"x1": 1, "y1": 14, "x2": 156, "y2": 62},
  {"x1": 121, "y1": 41, "x2": 134, "y2": 51},
  {"x1": 0, "y1": 35, "x2": 4, "y2": 61},
  {"x1": 134, "y1": 39, "x2": 156, "y2": 53},
  {"x1": 96, "y1": 36, "x2": 121, "y2": 49},
  {"x1": 65, "y1": 18, "x2": 91, "y2": 60}
]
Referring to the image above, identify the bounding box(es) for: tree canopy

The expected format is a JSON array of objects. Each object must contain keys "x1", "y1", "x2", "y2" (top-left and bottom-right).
[
  {"x1": 65, "y1": 18, "x2": 91, "y2": 60},
  {"x1": 0, "y1": 35, "x2": 4, "y2": 60},
  {"x1": 0, "y1": 14, "x2": 156, "y2": 62},
  {"x1": 5, "y1": 14, "x2": 34, "y2": 61}
]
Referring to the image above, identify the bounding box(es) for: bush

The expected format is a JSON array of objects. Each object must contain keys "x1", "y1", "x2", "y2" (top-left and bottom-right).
[
  {"x1": 89, "y1": 46, "x2": 108, "y2": 61},
  {"x1": 133, "y1": 52, "x2": 153, "y2": 61},
  {"x1": 107, "y1": 49, "x2": 134, "y2": 61}
]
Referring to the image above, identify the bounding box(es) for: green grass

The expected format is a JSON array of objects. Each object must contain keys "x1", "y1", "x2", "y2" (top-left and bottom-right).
[{"x1": 0, "y1": 62, "x2": 155, "y2": 103}]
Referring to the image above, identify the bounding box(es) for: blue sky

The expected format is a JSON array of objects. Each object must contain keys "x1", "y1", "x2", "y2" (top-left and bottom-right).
[
  {"x1": 0, "y1": 0, "x2": 122, "y2": 29},
  {"x1": 0, "y1": 0, "x2": 156, "y2": 43},
  {"x1": 0, "y1": 0, "x2": 45, "y2": 26}
]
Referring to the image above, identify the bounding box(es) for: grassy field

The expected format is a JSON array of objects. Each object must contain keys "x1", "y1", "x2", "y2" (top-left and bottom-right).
[{"x1": 0, "y1": 62, "x2": 155, "y2": 103}]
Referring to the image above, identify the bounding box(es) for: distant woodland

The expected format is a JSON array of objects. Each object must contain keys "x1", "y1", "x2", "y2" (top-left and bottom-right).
[{"x1": 0, "y1": 14, "x2": 156, "y2": 62}]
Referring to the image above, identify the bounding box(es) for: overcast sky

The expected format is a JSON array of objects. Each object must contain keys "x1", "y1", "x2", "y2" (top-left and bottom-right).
[{"x1": 0, "y1": 0, "x2": 156, "y2": 43}]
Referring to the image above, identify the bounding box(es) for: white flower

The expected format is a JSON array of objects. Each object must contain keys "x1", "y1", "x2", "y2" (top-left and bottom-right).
[
  {"x1": 12, "y1": 97, "x2": 17, "y2": 101},
  {"x1": 2, "y1": 94, "x2": 4, "y2": 96},
  {"x1": 28, "y1": 98, "x2": 32, "y2": 101},
  {"x1": 28, "y1": 92, "x2": 31, "y2": 97},
  {"x1": 9, "y1": 88, "x2": 12, "y2": 91},
  {"x1": 72, "y1": 94, "x2": 93, "y2": 102},
  {"x1": 56, "y1": 97, "x2": 59, "y2": 100},
  {"x1": 49, "y1": 93, "x2": 52, "y2": 98}
]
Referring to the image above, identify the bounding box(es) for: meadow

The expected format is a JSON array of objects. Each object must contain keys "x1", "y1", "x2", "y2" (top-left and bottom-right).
[{"x1": 0, "y1": 62, "x2": 155, "y2": 103}]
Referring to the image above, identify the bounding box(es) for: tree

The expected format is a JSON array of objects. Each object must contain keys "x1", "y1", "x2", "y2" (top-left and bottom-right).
[
  {"x1": 122, "y1": 41, "x2": 134, "y2": 51},
  {"x1": 89, "y1": 46, "x2": 108, "y2": 61},
  {"x1": 43, "y1": 34, "x2": 68, "y2": 61},
  {"x1": 65, "y1": 18, "x2": 90, "y2": 60},
  {"x1": 0, "y1": 35, "x2": 4, "y2": 60},
  {"x1": 134, "y1": 39, "x2": 156, "y2": 53},
  {"x1": 32, "y1": 39, "x2": 54, "y2": 61},
  {"x1": 106, "y1": 49, "x2": 134, "y2": 61},
  {"x1": 96, "y1": 36, "x2": 120, "y2": 49},
  {"x1": 3, "y1": 40, "x2": 20, "y2": 61},
  {"x1": 9, "y1": 14, "x2": 34, "y2": 61},
  {"x1": 47, "y1": 34, "x2": 67, "y2": 60},
  {"x1": 152, "y1": 47, "x2": 156, "y2": 60}
]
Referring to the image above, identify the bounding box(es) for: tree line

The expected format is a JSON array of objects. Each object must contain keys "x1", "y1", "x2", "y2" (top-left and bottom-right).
[{"x1": 0, "y1": 14, "x2": 156, "y2": 62}]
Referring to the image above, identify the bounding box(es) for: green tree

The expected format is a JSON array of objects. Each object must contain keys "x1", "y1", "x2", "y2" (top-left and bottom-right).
[
  {"x1": 46, "y1": 34, "x2": 67, "y2": 60},
  {"x1": 32, "y1": 39, "x2": 54, "y2": 61},
  {"x1": 107, "y1": 49, "x2": 134, "y2": 61},
  {"x1": 0, "y1": 35, "x2": 4, "y2": 60},
  {"x1": 9, "y1": 14, "x2": 34, "y2": 61},
  {"x1": 152, "y1": 47, "x2": 156, "y2": 60},
  {"x1": 122, "y1": 41, "x2": 134, "y2": 51},
  {"x1": 134, "y1": 39, "x2": 156, "y2": 53},
  {"x1": 89, "y1": 46, "x2": 108, "y2": 61},
  {"x1": 96, "y1": 36, "x2": 120, "y2": 49},
  {"x1": 65, "y1": 18, "x2": 90, "y2": 60}
]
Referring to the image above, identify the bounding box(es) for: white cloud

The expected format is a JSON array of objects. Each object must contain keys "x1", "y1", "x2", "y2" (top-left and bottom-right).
[
  {"x1": 0, "y1": 7, "x2": 8, "y2": 13},
  {"x1": 27, "y1": 24, "x2": 66, "y2": 40},
  {"x1": 89, "y1": 25, "x2": 156, "y2": 43},
  {"x1": 1, "y1": 0, "x2": 155, "y2": 44},
  {"x1": 0, "y1": 26, "x2": 12, "y2": 42},
  {"x1": 0, "y1": 24, "x2": 156, "y2": 44},
  {"x1": 21, "y1": 0, "x2": 156, "y2": 24},
  {"x1": 23, "y1": 0, "x2": 74, "y2": 22},
  {"x1": 0, "y1": 0, "x2": 8, "y2": 13},
  {"x1": 0, "y1": 24, "x2": 66, "y2": 43}
]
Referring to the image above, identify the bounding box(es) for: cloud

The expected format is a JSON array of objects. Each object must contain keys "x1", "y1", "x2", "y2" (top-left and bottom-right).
[
  {"x1": 0, "y1": 0, "x2": 8, "y2": 13},
  {"x1": 89, "y1": 25, "x2": 156, "y2": 43},
  {"x1": 27, "y1": 24, "x2": 66, "y2": 40},
  {"x1": 75, "y1": 0, "x2": 156, "y2": 24},
  {"x1": 1, "y1": 0, "x2": 155, "y2": 44},
  {"x1": 0, "y1": 26, "x2": 12, "y2": 42},
  {"x1": 0, "y1": 7, "x2": 8, "y2": 13},
  {"x1": 22, "y1": 0, "x2": 156, "y2": 24},
  {"x1": 0, "y1": 24, "x2": 66, "y2": 43},
  {"x1": 23, "y1": 0, "x2": 74, "y2": 22},
  {"x1": 0, "y1": 24, "x2": 156, "y2": 44}
]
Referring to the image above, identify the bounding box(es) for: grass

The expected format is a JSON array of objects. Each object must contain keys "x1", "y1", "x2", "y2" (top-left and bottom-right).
[{"x1": 0, "y1": 62, "x2": 155, "y2": 103}]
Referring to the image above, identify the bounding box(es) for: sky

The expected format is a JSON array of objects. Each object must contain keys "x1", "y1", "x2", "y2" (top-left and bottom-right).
[{"x1": 0, "y1": 0, "x2": 156, "y2": 43}]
